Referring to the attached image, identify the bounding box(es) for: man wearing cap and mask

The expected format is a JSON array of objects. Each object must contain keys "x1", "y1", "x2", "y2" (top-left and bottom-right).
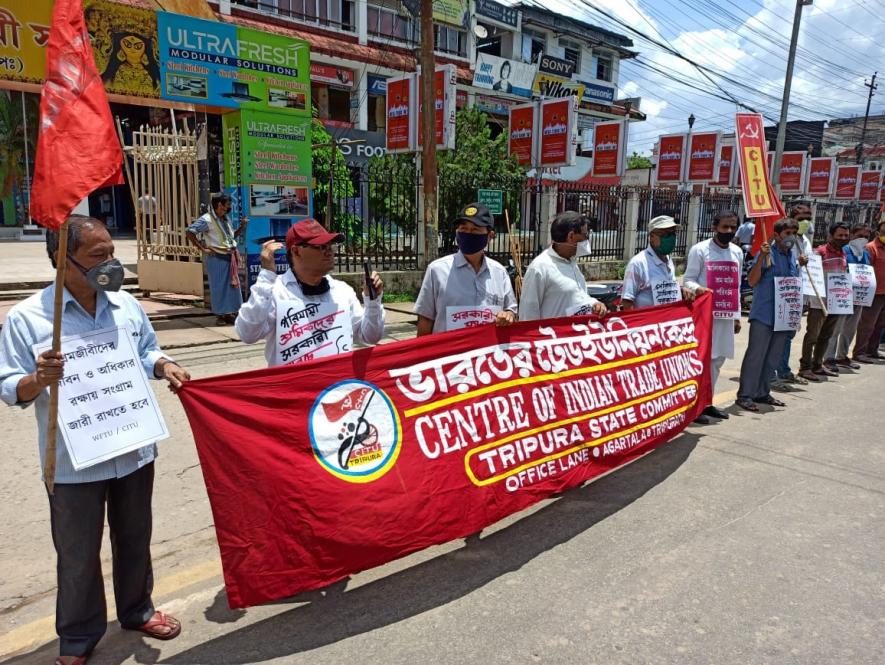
[
  {"x1": 736, "y1": 219, "x2": 804, "y2": 412},
  {"x1": 235, "y1": 219, "x2": 385, "y2": 366},
  {"x1": 519, "y1": 211, "x2": 607, "y2": 320},
  {"x1": 414, "y1": 203, "x2": 517, "y2": 335},
  {"x1": 683, "y1": 210, "x2": 744, "y2": 421},
  {"x1": 0, "y1": 217, "x2": 191, "y2": 663},
  {"x1": 186, "y1": 193, "x2": 248, "y2": 326},
  {"x1": 623, "y1": 214, "x2": 706, "y2": 420}
]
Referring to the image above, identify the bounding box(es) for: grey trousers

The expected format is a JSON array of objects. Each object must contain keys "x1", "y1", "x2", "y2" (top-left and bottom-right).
[
  {"x1": 853, "y1": 293, "x2": 885, "y2": 357},
  {"x1": 738, "y1": 320, "x2": 790, "y2": 401},
  {"x1": 800, "y1": 308, "x2": 842, "y2": 371},
  {"x1": 825, "y1": 305, "x2": 863, "y2": 361},
  {"x1": 48, "y1": 463, "x2": 156, "y2": 657}
]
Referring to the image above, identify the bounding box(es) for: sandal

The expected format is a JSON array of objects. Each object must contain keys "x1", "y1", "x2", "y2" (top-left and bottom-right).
[
  {"x1": 125, "y1": 611, "x2": 181, "y2": 641},
  {"x1": 735, "y1": 398, "x2": 759, "y2": 412},
  {"x1": 755, "y1": 396, "x2": 786, "y2": 407}
]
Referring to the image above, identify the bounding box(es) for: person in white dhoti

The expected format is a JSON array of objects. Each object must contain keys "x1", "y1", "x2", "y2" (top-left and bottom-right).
[{"x1": 683, "y1": 211, "x2": 744, "y2": 420}]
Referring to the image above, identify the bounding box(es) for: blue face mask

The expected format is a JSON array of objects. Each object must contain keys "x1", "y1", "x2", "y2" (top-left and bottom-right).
[{"x1": 456, "y1": 231, "x2": 489, "y2": 256}]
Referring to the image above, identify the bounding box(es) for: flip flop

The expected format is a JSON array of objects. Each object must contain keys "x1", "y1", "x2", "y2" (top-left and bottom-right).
[
  {"x1": 735, "y1": 398, "x2": 759, "y2": 412},
  {"x1": 755, "y1": 396, "x2": 786, "y2": 407},
  {"x1": 126, "y1": 611, "x2": 181, "y2": 641}
]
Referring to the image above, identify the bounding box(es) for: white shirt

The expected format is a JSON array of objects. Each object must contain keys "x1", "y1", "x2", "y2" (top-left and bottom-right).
[
  {"x1": 235, "y1": 269, "x2": 384, "y2": 366},
  {"x1": 683, "y1": 238, "x2": 744, "y2": 359},
  {"x1": 519, "y1": 248, "x2": 599, "y2": 321},
  {"x1": 792, "y1": 233, "x2": 816, "y2": 308},
  {"x1": 414, "y1": 253, "x2": 517, "y2": 333},
  {"x1": 622, "y1": 246, "x2": 680, "y2": 309}
]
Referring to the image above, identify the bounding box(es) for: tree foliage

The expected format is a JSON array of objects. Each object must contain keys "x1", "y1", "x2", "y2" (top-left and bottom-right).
[
  {"x1": 627, "y1": 151, "x2": 653, "y2": 169},
  {"x1": 311, "y1": 118, "x2": 360, "y2": 241}
]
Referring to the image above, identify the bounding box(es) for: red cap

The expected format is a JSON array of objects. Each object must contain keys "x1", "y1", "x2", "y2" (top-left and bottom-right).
[{"x1": 285, "y1": 219, "x2": 344, "y2": 250}]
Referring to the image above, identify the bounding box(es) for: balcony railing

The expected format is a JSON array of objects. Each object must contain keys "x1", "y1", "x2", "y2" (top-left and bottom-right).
[{"x1": 232, "y1": 0, "x2": 356, "y2": 33}]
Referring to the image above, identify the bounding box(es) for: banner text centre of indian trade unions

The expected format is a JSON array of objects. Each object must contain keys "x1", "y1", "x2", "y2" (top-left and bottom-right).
[{"x1": 178, "y1": 295, "x2": 713, "y2": 608}]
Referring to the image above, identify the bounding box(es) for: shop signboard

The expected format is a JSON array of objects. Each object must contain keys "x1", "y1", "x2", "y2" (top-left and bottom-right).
[
  {"x1": 475, "y1": 94, "x2": 515, "y2": 116},
  {"x1": 579, "y1": 80, "x2": 615, "y2": 106},
  {"x1": 158, "y1": 12, "x2": 310, "y2": 114},
  {"x1": 538, "y1": 53, "x2": 575, "y2": 78},
  {"x1": 432, "y1": 0, "x2": 467, "y2": 27},
  {"x1": 475, "y1": 0, "x2": 518, "y2": 27},
  {"x1": 473, "y1": 53, "x2": 536, "y2": 98},
  {"x1": 367, "y1": 75, "x2": 387, "y2": 95},
  {"x1": 310, "y1": 62, "x2": 354, "y2": 88},
  {"x1": 1, "y1": 0, "x2": 160, "y2": 98},
  {"x1": 533, "y1": 72, "x2": 585, "y2": 103}
]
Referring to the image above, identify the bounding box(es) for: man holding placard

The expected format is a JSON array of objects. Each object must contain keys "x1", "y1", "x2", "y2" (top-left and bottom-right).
[
  {"x1": 235, "y1": 219, "x2": 385, "y2": 366},
  {"x1": 683, "y1": 211, "x2": 744, "y2": 420},
  {"x1": 853, "y1": 218, "x2": 885, "y2": 363},
  {"x1": 824, "y1": 223, "x2": 872, "y2": 370},
  {"x1": 0, "y1": 217, "x2": 191, "y2": 662},
  {"x1": 798, "y1": 221, "x2": 851, "y2": 381},
  {"x1": 736, "y1": 220, "x2": 803, "y2": 412},
  {"x1": 519, "y1": 211, "x2": 607, "y2": 320},
  {"x1": 415, "y1": 203, "x2": 517, "y2": 334}
]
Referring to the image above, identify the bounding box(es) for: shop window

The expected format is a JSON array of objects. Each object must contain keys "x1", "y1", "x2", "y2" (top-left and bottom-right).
[
  {"x1": 434, "y1": 25, "x2": 467, "y2": 57},
  {"x1": 521, "y1": 29, "x2": 546, "y2": 63},
  {"x1": 312, "y1": 83, "x2": 353, "y2": 126},
  {"x1": 234, "y1": 0, "x2": 355, "y2": 31},
  {"x1": 367, "y1": 2, "x2": 416, "y2": 41},
  {"x1": 561, "y1": 40, "x2": 582, "y2": 73},
  {"x1": 368, "y1": 93, "x2": 386, "y2": 132},
  {"x1": 595, "y1": 53, "x2": 613, "y2": 82},
  {"x1": 476, "y1": 24, "x2": 501, "y2": 56}
]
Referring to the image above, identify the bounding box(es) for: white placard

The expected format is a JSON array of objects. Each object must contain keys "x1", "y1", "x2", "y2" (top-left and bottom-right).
[
  {"x1": 276, "y1": 300, "x2": 353, "y2": 366},
  {"x1": 34, "y1": 326, "x2": 169, "y2": 471},
  {"x1": 849, "y1": 264, "x2": 877, "y2": 307},
  {"x1": 801, "y1": 254, "x2": 826, "y2": 298},
  {"x1": 651, "y1": 279, "x2": 681, "y2": 306},
  {"x1": 826, "y1": 272, "x2": 854, "y2": 315},
  {"x1": 774, "y1": 276, "x2": 803, "y2": 331},
  {"x1": 446, "y1": 305, "x2": 501, "y2": 331}
]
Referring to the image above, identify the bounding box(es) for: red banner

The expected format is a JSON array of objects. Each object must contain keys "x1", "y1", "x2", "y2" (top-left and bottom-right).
[
  {"x1": 538, "y1": 98, "x2": 575, "y2": 168},
  {"x1": 656, "y1": 134, "x2": 686, "y2": 184},
  {"x1": 385, "y1": 76, "x2": 413, "y2": 152},
  {"x1": 778, "y1": 151, "x2": 807, "y2": 194},
  {"x1": 310, "y1": 62, "x2": 355, "y2": 87},
  {"x1": 735, "y1": 113, "x2": 781, "y2": 218},
  {"x1": 834, "y1": 165, "x2": 860, "y2": 199},
  {"x1": 715, "y1": 143, "x2": 734, "y2": 186},
  {"x1": 592, "y1": 119, "x2": 626, "y2": 177},
  {"x1": 508, "y1": 103, "x2": 536, "y2": 167},
  {"x1": 417, "y1": 67, "x2": 453, "y2": 149},
  {"x1": 687, "y1": 131, "x2": 720, "y2": 182},
  {"x1": 807, "y1": 157, "x2": 834, "y2": 196},
  {"x1": 858, "y1": 170, "x2": 882, "y2": 202},
  {"x1": 178, "y1": 297, "x2": 714, "y2": 608}
]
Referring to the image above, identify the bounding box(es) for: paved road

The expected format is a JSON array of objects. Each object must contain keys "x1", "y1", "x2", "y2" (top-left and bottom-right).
[{"x1": 1, "y1": 319, "x2": 883, "y2": 664}]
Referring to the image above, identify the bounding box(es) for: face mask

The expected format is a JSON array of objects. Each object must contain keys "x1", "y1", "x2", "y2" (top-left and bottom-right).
[
  {"x1": 832, "y1": 238, "x2": 848, "y2": 249},
  {"x1": 456, "y1": 231, "x2": 489, "y2": 256},
  {"x1": 780, "y1": 235, "x2": 796, "y2": 250},
  {"x1": 715, "y1": 231, "x2": 736, "y2": 245},
  {"x1": 69, "y1": 256, "x2": 125, "y2": 292},
  {"x1": 575, "y1": 239, "x2": 592, "y2": 257},
  {"x1": 849, "y1": 238, "x2": 868, "y2": 256},
  {"x1": 879, "y1": 235, "x2": 885, "y2": 243},
  {"x1": 797, "y1": 220, "x2": 809, "y2": 236},
  {"x1": 655, "y1": 235, "x2": 677, "y2": 255}
]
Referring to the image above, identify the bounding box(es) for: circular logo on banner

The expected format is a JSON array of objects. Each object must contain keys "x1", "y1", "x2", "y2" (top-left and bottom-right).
[{"x1": 309, "y1": 380, "x2": 402, "y2": 483}]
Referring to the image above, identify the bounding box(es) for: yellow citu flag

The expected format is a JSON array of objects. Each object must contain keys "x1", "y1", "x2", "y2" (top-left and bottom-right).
[{"x1": 741, "y1": 147, "x2": 773, "y2": 210}]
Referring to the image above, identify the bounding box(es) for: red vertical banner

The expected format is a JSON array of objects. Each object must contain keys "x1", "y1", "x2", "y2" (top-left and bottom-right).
[
  {"x1": 592, "y1": 119, "x2": 627, "y2": 177},
  {"x1": 686, "y1": 131, "x2": 721, "y2": 182},
  {"x1": 417, "y1": 66, "x2": 455, "y2": 150},
  {"x1": 806, "y1": 157, "x2": 834, "y2": 197},
  {"x1": 386, "y1": 75, "x2": 414, "y2": 153},
  {"x1": 778, "y1": 152, "x2": 807, "y2": 194},
  {"x1": 655, "y1": 134, "x2": 687, "y2": 184},
  {"x1": 858, "y1": 170, "x2": 882, "y2": 202},
  {"x1": 508, "y1": 103, "x2": 537, "y2": 167},
  {"x1": 834, "y1": 165, "x2": 861, "y2": 199},
  {"x1": 735, "y1": 113, "x2": 781, "y2": 217},
  {"x1": 538, "y1": 97, "x2": 576, "y2": 168},
  {"x1": 715, "y1": 142, "x2": 735, "y2": 187}
]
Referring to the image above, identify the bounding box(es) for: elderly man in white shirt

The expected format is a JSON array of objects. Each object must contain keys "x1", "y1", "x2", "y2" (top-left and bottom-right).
[
  {"x1": 683, "y1": 210, "x2": 744, "y2": 420},
  {"x1": 235, "y1": 219, "x2": 384, "y2": 366},
  {"x1": 519, "y1": 211, "x2": 607, "y2": 320}
]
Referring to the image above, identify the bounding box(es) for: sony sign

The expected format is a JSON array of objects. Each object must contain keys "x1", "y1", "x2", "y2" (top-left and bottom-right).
[{"x1": 538, "y1": 53, "x2": 575, "y2": 78}]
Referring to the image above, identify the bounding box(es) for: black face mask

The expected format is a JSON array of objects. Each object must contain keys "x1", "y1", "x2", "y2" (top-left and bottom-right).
[
  {"x1": 68, "y1": 256, "x2": 125, "y2": 292},
  {"x1": 715, "y1": 231, "x2": 736, "y2": 245}
]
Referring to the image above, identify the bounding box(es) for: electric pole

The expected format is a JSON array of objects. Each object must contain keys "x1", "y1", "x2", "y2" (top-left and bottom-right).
[
  {"x1": 420, "y1": 0, "x2": 438, "y2": 264},
  {"x1": 857, "y1": 72, "x2": 878, "y2": 166},
  {"x1": 772, "y1": 0, "x2": 813, "y2": 194}
]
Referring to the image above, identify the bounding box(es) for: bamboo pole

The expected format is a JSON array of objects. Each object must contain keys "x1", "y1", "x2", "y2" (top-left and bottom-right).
[
  {"x1": 43, "y1": 221, "x2": 68, "y2": 494},
  {"x1": 504, "y1": 209, "x2": 523, "y2": 299}
]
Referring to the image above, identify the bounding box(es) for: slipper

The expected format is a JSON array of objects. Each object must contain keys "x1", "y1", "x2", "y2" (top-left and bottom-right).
[
  {"x1": 55, "y1": 658, "x2": 88, "y2": 665},
  {"x1": 126, "y1": 611, "x2": 181, "y2": 641},
  {"x1": 755, "y1": 396, "x2": 786, "y2": 407},
  {"x1": 735, "y1": 398, "x2": 759, "y2": 412}
]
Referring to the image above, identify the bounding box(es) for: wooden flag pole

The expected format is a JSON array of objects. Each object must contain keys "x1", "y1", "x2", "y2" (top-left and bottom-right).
[
  {"x1": 43, "y1": 220, "x2": 68, "y2": 494},
  {"x1": 803, "y1": 263, "x2": 828, "y2": 315},
  {"x1": 504, "y1": 209, "x2": 523, "y2": 299}
]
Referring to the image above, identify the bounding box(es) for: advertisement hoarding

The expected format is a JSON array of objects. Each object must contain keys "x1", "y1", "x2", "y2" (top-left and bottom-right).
[
  {"x1": 538, "y1": 97, "x2": 577, "y2": 168},
  {"x1": 806, "y1": 157, "x2": 834, "y2": 197},
  {"x1": 592, "y1": 119, "x2": 627, "y2": 177},
  {"x1": 858, "y1": 170, "x2": 882, "y2": 202},
  {"x1": 686, "y1": 131, "x2": 721, "y2": 183},
  {"x1": 777, "y1": 151, "x2": 807, "y2": 194},
  {"x1": 715, "y1": 141, "x2": 735, "y2": 187},
  {"x1": 834, "y1": 165, "x2": 860, "y2": 200},
  {"x1": 385, "y1": 74, "x2": 414, "y2": 153},
  {"x1": 472, "y1": 53, "x2": 536, "y2": 98},
  {"x1": 655, "y1": 133, "x2": 686, "y2": 184},
  {"x1": 508, "y1": 102, "x2": 537, "y2": 167}
]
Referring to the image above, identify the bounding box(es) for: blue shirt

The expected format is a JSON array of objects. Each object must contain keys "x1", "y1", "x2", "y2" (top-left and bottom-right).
[
  {"x1": 0, "y1": 286, "x2": 170, "y2": 484},
  {"x1": 748, "y1": 245, "x2": 800, "y2": 327}
]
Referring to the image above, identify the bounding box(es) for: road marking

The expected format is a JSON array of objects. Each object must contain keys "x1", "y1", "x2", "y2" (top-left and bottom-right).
[{"x1": 0, "y1": 387, "x2": 741, "y2": 658}]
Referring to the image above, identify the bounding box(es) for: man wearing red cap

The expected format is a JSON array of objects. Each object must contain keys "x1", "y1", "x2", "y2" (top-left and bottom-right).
[{"x1": 235, "y1": 220, "x2": 385, "y2": 366}]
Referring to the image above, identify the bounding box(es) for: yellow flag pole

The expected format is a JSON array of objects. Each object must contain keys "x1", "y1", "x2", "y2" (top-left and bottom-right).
[{"x1": 43, "y1": 220, "x2": 68, "y2": 495}]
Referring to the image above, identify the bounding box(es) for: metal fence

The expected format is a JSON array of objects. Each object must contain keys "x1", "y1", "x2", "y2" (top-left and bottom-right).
[
  {"x1": 638, "y1": 188, "x2": 691, "y2": 255},
  {"x1": 556, "y1": 184, "x2": 628, "y2": 259},
  {"x1": 697, "y1": 192, "x2": 744, "y2": 241}
]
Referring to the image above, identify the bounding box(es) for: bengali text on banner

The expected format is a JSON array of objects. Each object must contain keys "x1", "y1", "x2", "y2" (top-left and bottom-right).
[{"x1": 178, "y1": 296, "x2": 713, "y2": 608}]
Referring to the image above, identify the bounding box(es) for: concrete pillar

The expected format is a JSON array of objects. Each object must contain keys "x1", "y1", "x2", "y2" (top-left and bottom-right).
[
  {"x1": 357, "y1": 0, "x2": 368, "y2": 46},
  {"x1": 353, "y1": 64, "x2": 368, "y2": 130},
  {"x1": 623, "y1": 188, "x2": 640, "y2": 261},
  {"x1": 687, "y1": 193, "x2": 702, "y2": 247}
]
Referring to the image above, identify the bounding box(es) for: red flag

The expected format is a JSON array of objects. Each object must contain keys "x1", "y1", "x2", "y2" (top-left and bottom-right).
[
  {"x1": 750, "y1": 181, "x2": 787, "y2": 255},
  {"x1": 321, "y1": 387, "x2": 371, "y2": 422},
  {"x1": 29, "y1": 0, "x2": 123, "y2": 230}
]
